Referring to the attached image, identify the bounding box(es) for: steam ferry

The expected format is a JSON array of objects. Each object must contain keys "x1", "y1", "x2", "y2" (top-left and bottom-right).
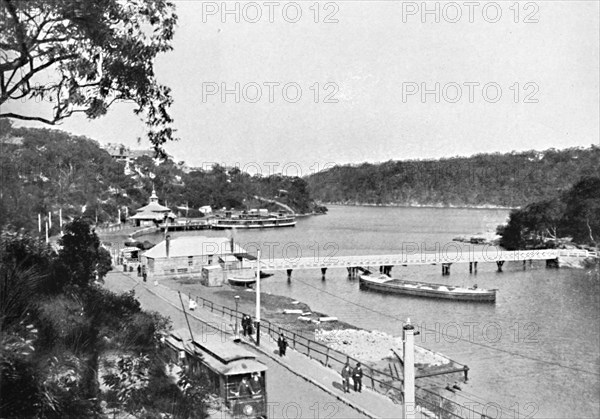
[{"x1": 210, "y1": 209, "x2": 296, "y2": 230}]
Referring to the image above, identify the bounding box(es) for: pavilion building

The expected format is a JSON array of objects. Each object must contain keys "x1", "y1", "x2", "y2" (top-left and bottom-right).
[{"x1": 129, "y1": 189, "x2": 176, "y2": 227}]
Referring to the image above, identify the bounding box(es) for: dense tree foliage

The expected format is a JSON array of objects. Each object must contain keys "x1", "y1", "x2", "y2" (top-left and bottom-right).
[
  {"x1": 0, "y1": 121, "x2": 134, "y2": 230},
  {"x1": 498, "y1": 177, "x2": 600, "y2": 249},
  {"x1": 0, "y1": 122, "x2": 324, "y2": 232},
  {"x1": 307, "y1": 147, "x2": 600, "y2": 207},
  {"x1": 57, "y1": 217, "x2": 111, "y2": 287},
  {"x1": 0, "y1": 221, "x2": 207, "y2": 418},
  {"x1": 0, "y1": 0, "x2": 177, "y2": 155}
]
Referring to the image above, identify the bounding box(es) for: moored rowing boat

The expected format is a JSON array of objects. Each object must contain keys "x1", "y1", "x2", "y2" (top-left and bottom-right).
[{"x1": 359, "y1": 274, "x2": 497, "y2": 302}]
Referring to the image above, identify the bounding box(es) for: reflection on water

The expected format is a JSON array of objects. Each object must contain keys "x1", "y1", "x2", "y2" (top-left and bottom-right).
[{"x1": 158, "y1": 206, "x2": 600, "y2": 418}]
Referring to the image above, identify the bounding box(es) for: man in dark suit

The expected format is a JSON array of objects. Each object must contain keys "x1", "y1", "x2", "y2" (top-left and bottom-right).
[
  {"x1": 277, "y1": 334, "x2": 288, "y2": 356},
  {"x1": 353, "y1": 362, "x2": 363, "y2": 392}
]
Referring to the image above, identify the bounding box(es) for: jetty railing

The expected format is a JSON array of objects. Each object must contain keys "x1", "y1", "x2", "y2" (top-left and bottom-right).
[
  {"x1": 246, "y1": 248, "x2": 597, "y2": 271},
  {"x1": 190, "y1": 293, "x2": 478, "y2": 419}
]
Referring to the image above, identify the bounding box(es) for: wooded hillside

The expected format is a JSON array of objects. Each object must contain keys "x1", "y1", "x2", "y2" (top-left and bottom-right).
[
  {"x1": 0, "y1": 121, "x2": 324, "y2": 232},
  {"x1": 306, "y1": 147, "x2": 600, "y2": 208}
]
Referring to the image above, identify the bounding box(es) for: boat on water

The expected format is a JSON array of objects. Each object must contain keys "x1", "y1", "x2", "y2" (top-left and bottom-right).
[
  {"x1": 211, "y1": 209, "x2": 296, "y2": 230},
  {"x1": 228, "y1": 271, "x2": 274, "y2": 287},
  {"x1": 359, "y1": 274, "x2": 497, "y2": 302}
]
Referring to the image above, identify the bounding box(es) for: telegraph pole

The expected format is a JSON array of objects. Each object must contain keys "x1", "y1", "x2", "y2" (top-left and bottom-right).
[
  {"x1": 403, "y1": 318, "x2": 416, "y2": 419},
  {"x1": 255, "y1": 249, "x2": 261, "y2": 346}
]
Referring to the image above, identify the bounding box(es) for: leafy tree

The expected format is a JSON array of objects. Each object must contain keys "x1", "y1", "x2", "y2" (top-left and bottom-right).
[
  {"x1": 0, "y1": 0, "x2": 178, "y2": 155},
  {"x1": 498, "y1": 176, "x2": 600, "y2": 249},
  {"x1": 103, "y1": 354, "x2": 151, "y2": 415},
  {"x1": 561, "y1": 177, "x2": 600, "y2": 246},
  {"x1": 57, "y1": 217, "x2": 102, "y2": 287},
  {"x1": 497, "y1": 209, "x2": 528, "y2": 250},
  {"x1": 96, "y1": 247, "x2": 112, "y2": 280}
]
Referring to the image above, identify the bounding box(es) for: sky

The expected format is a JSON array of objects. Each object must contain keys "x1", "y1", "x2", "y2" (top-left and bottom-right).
[{"x1": 6, "y1": 0, "x2": 600, "y2": 176}]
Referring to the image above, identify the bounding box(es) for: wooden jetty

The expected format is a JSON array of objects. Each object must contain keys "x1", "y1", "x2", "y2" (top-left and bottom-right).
[{"x1": 246, "y1": 248, "x2": 598, "y2": 277}]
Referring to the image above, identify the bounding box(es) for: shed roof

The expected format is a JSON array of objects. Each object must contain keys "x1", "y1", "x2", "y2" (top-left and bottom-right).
[{"x1": 143, "y1": 236, "x2": 247, "y2": 259}]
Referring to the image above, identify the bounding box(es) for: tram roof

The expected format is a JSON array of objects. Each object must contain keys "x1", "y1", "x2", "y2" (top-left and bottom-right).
[{"x1": 170, "y1": 329, "x2": 267, "y2": 375}]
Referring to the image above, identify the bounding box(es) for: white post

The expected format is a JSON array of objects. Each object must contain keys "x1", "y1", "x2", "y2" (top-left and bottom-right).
[
  {"x1": 38, "y1": 213, "x2": 41, "y2": 232},
  {"x1": 59, "y1": 208, "x2": 63, "y2": 231},
  {"x1": 48, "y1": 211, "x2": 52, "y2": 229},
  {"x1": 403, "y1": 318, "x2": 416, "y2": 419},
  {"x1": 45, "y1": 221, "x2": 49, "y2": 243},
  {"x1": 255, "y1": 250, "x2": 261, "y2": 346},
  {"x1": 118, "y1": 209, "x2": 121, "y2": 224}
]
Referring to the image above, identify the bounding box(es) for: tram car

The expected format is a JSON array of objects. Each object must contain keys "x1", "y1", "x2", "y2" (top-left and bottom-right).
[{"x1": 164, "y1": 329, "x2": 268, "y2": 418}]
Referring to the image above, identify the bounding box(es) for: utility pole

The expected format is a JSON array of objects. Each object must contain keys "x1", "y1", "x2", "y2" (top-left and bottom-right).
[
  {"x1": 178, "y1": 291, "x2": 195, "y2": 342},
  {"x1": 255, "y1": 250, "x2": 261, "y2": 346},
  {"x1": 403, "y1": 318, "x2": 416, "y2": 419}
]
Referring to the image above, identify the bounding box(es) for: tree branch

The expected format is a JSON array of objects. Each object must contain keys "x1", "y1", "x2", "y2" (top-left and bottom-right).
[
  {"x1": 1, "y1": 53, "x2": 78, "y2": 104},
  {"x1": 586, "y1": 217, "x2": 595, "y2": 244},
  {"x1": 0, "y1": 112, "x2": 57, "y2": 125},
  {"x1": 0, "y1": 0, "x2": 31, "y2": 72}
]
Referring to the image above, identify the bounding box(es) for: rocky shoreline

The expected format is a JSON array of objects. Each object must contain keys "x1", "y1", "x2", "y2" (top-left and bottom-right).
[{"x1": 323, "y1": 202, "x2": 517, "y2": 210}]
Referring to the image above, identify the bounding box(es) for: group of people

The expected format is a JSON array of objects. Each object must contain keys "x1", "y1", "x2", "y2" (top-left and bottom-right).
[
  {"x1": 241, "y1": 314, "x2": 254, "y2": 336},
  {"x1": 235, "y1": 372, "x2": 263, "y2": 397},
  {"x1": 341, "y1": 361, "x2": 364, "y2": 393}
]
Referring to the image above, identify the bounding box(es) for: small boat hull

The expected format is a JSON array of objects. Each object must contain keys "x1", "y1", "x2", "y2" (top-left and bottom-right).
[
  {"x1": 228, "y1": 277, "x2": 256, "y2": 287},
  {"x1": 359, "y1": 275, "x2": 497, "y2": 303},
  {"x1": 228, "y1": 271, "x2": 273, "y2": 287}
]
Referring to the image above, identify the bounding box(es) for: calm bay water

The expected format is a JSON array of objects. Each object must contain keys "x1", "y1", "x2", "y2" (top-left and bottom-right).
[{"x1": 163, "y1": 206, "x2": 600, "y2": 418}]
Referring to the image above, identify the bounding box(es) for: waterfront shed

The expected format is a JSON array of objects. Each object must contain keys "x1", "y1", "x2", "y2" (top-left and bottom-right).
[{"x1": 141, "y1": 236, "x2": 247, "y2": 281}]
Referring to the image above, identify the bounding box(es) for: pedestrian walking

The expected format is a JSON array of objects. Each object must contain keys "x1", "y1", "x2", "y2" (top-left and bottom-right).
[
  {"x1": 137, "y1": 265, "x2": 142, "y2": 277},
  {"x1": 353, "y1": 362, "x2": 363, "y2": 392},
  {"x1": 277, "y1": 333, "x2": 288, "y2": 356},
  {"x1": 242, "y1": 314, "x2": 251, "y2": 336},
  {"x1": 188, "y1": 298, "x2": 197, "y2": 311},
  {"x1": 341, "y1": 362, "x2": 352, "y2": 393},
  {"x1": 241, "y1": 314, "x2": 247, "y2": 336},
  {"x1": 247, "y1": 317, "x2": 254, "y2": 335}
]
